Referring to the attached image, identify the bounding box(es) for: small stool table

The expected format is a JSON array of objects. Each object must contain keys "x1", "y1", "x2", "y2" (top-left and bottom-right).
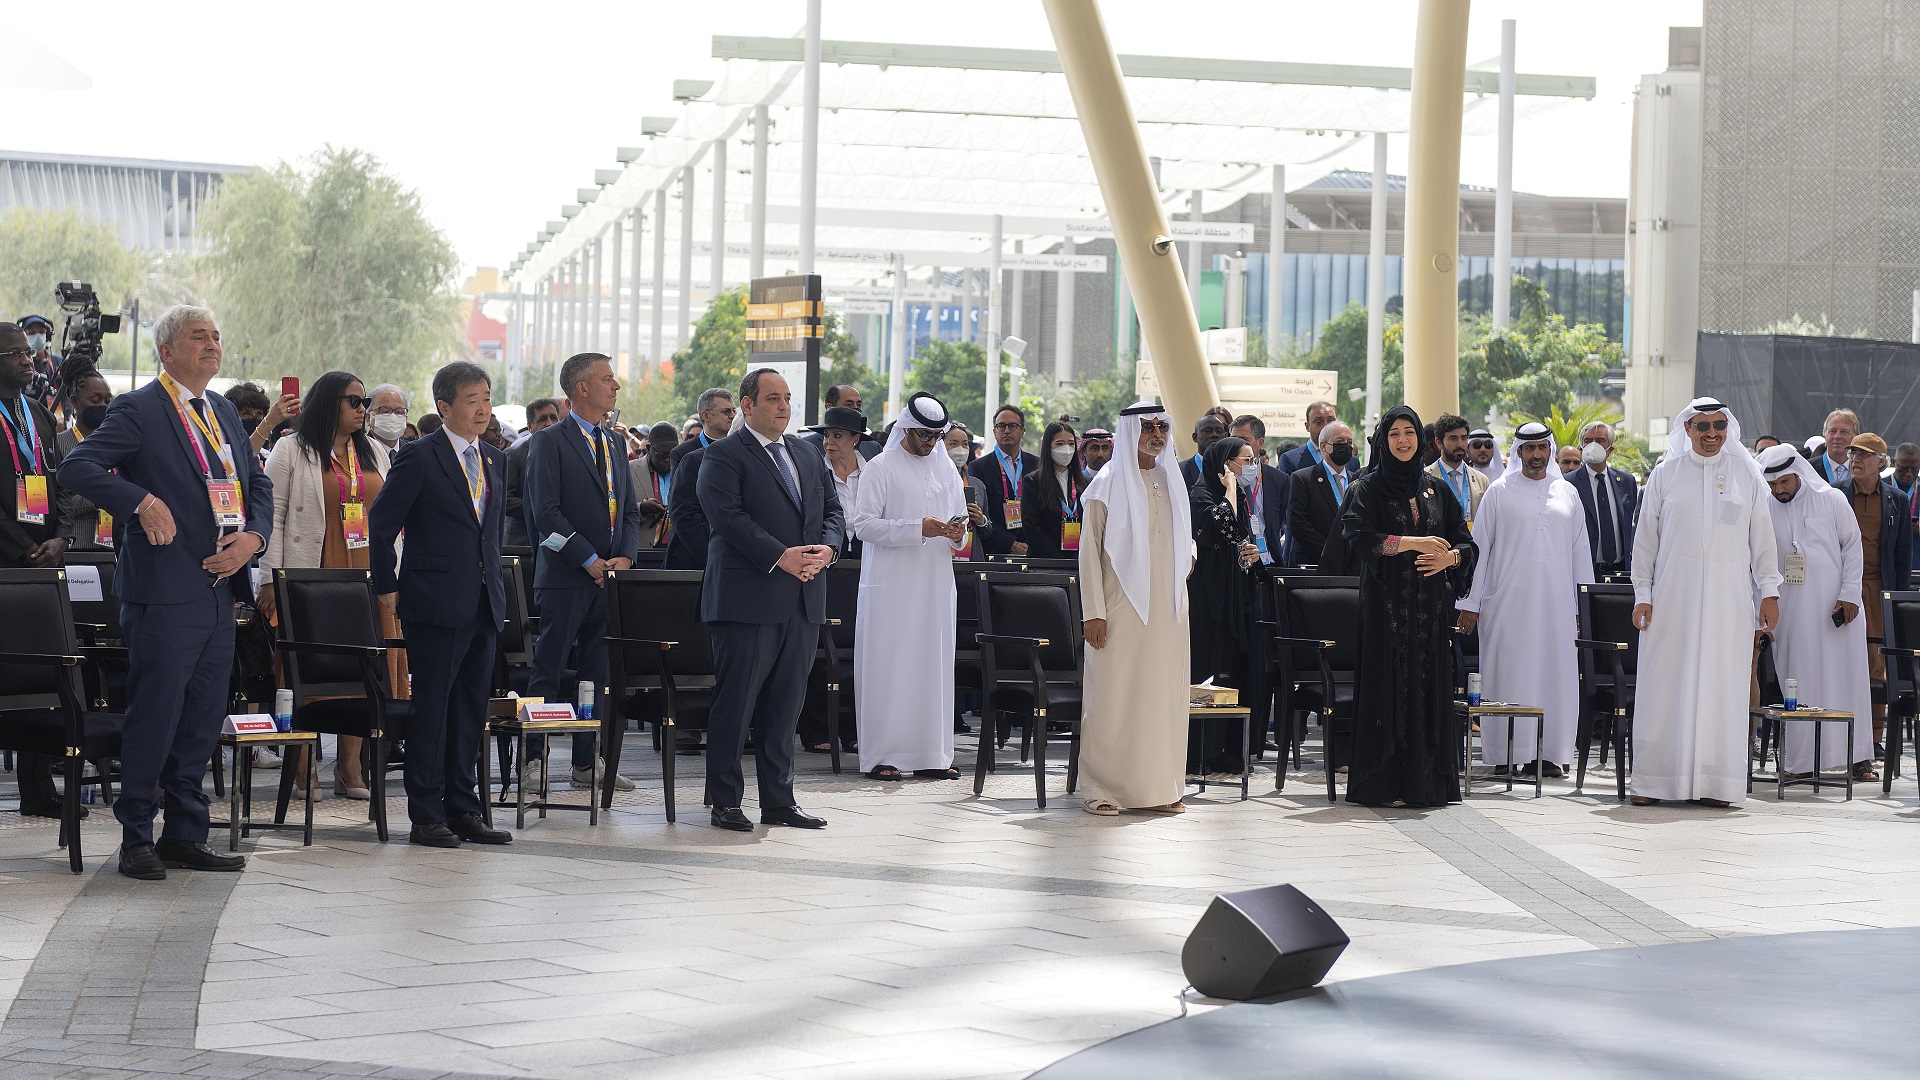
[
  {"x1": 481, "y1": 698, "x2": 603, "y2": 829},
  {"x1": 1747, "y1": 706, "x2": 1856, "y2": 801},
  {"x1": 214, "y1": 730, "x2": 318, "y2": 851},
  {"x1": 1187, "y1": 704, "x2": 1253, "y2": 800},
  {"x1": 1456, "y1": 701, "x2": 1548, "y2": 798}
]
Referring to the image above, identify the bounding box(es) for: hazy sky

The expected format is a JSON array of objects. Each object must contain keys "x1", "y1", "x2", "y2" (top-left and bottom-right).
[{"x1": 7, "y1": 0, "x2": 1701, "y2": 275}]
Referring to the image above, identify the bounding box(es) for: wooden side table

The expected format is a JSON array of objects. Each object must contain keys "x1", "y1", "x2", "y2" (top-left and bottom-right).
[
  {"x1": 1188, "y1": 704, "x2": 1253, "y2": 800},
  {"x1": 215, "y1": 729, "x2": 318, "y2": 850},
  {"x1": 481, "y1": 701, "x2": 603, "y2": 829},
  {"x1": 1747, "y1": 707, "x2": 1855, "y2": 800},
  {"x1": 1456, "y1": 702, "x2": 1548, "y2": 798}
]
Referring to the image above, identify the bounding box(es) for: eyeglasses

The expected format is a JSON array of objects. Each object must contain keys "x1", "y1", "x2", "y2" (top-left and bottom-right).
[
  {"x1": 1689, "y1": 419, "x2": 1729, "y2": 433},
  {"x1": 1468, "y1": 439, "x2": 1494, "y2": 449},
  {"x1": 1846, "y1": 447, "x2": 1883, "y2": 459},
  {"x1": 907, "y1": 428, "x2": 942, "y2": 442},
  {"x1": 342, "y1": 395, "x2": 371, "y2": 410},
  {"x1": 1138, "y1": 420, "x2": 1171, "y2": 434},
  {"x1": 0, "y1": 347, "x2": 31, "y2": 361},
  {"x1": 993, "y1": 421, "x2": 1024, "y2": 431},
  {"x1": 371, "y1": 404, "x2": 407, "y2": 415}
]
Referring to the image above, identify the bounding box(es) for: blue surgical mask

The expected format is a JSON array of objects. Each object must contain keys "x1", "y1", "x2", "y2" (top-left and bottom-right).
[
  {"x1": 25, "y1": 334, "x2": 46, "y2": 352},
  {"x1": 1237, "y1": 464, "x2": 1258, "y2": 488}
]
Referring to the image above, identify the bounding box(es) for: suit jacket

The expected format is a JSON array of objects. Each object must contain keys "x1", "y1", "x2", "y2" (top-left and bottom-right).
[
  {"x1": 368, "y1": 429, "x2": 506, "y2": 628},
  {"x1": 626, "y1": 453, "x2": 673, "y2": 549},
  {"x1": 669, "y1": 431, "x2": 717, "y2": 473},
  {"x1": 1566, "y1": 464, "x2": 1639, "y2": 571},
  {"x1": 57, "y1": 379, "x2": 273, "y2": 605},
  {"x1": 696, "y1": 429, "x2": 844, "y2": 625},
  {"x1": 1018, "y1": 466, "x2": 1087, "y2": 561},
  {"x1": 503, "y1": 438, "x2": 533, "y2": 547},
  {"x1": 1274, "y1": 441, "x2": 1319, "y2": 479},
  {"x1": 967, "y1": 448, "x2": 1039, "y2": 555},
  {"x1": 1845, "y1": 478, "x2": 1914, "y2": 591},
  {"x1": 1180, "y1": 455, "x2": 1203, "y2": 490},
  {"x1": 663, "y1": 447, "x2": 708, "y2": 570},
  {"x1": 524, "y1": 416, "x2": 643, "y2": 591},
  {"x1": 1285, "y1": 462, "x2": 1351, "y2": 568},
  {"x1": 798, "y1": 430, "x2": 881, "y2": 460},
  {"x1": 0, "y1": 396, "x2": 71, "y2": 564},
  {"x1": 1425, "y1": 459, "x2": 1489, "y2": 523}
]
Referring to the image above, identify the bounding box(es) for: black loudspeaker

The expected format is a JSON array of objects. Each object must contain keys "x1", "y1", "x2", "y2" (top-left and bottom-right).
[{"x1": 1181, "y1": 884, "x2": 1349, "y2": 1000}]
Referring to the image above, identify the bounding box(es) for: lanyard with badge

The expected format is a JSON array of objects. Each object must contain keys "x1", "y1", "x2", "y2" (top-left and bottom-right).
[
  {"x1": 1059, "y1": 479, "x2": 1081, "y2": 552},
  {"x1": 0, "y1": 396, "x2": 47, "y2": 525},
  {"x1": 996, "y1": 448, "x2": 1024, "y2": 529},
  {"x1": 159, "y1": 371, "x2": 246, "y2": 531},
  {"x1": 585, "y1": 423, "x2": 616, "y2": 532},
  {"x1": 333, "y1": 443, "x2": 369, "y2": 549}
]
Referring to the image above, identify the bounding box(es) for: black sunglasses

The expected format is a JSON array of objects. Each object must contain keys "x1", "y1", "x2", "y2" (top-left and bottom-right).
[
  {"x1": 1689, "y1": 419, "x2": 1729, "y2": 433},
  {"x1": 342, "y1": 395, "x2": 371, "y2": 410},
  {"x1": 1138, "y1": 420, "x2": 1171, "y2": 434},
  {"x1": 1468, "y1": 439, "x2": 1494, "y2": 449}
]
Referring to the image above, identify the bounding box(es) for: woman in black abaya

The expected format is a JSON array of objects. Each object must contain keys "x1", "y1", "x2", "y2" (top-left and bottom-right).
[{"x1": 1340, "y1": 406, "x2": 1477, "y2": 807}]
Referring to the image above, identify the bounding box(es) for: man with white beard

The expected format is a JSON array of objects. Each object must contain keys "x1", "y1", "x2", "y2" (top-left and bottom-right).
[
  {"x1": 1756, "y1": 444, "x2": 1874, "y2": 777},
  {"x1": 1630, "y1": 399, "x2": 1781, "y2": 807},
  {"x1": 1454, "y1": 423, "x2": 1594, "y2": 778}
]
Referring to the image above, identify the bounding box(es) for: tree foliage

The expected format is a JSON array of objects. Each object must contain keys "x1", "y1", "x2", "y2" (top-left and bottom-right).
[
  {"x1": 0, "y1": 208, "x2": 146, "y2": 368},
  {"x1": 201, "y1": 147, "x2": 461, "y2": 388}
]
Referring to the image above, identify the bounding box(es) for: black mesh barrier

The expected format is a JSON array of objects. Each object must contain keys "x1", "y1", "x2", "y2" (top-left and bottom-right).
[{"x1": 1696, "y1": 331, "x2": 1920, "y2": 447}]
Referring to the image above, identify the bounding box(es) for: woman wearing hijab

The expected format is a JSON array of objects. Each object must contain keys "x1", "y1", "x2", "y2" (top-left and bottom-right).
[
  {"x1": 1187, "y1": 435, "x2": 1264, "y2": 775},
  {"x1": 1019, "y1": 419, "x2": 1086, "y2": 561},
  {"x1": 1340, "y1": 406, "x2": 1478, "y2": 807}
]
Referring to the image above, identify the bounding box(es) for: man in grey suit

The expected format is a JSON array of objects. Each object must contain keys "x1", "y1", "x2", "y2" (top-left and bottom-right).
[{"x1": 696, "y1": 368, "x2": 844, "y2": 831}]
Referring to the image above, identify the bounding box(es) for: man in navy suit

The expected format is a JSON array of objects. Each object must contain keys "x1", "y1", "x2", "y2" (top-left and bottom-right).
[
  {"x1": 368, "y1": 361, "x2": 510, "y2": 848},
  {"x1": 523, "y1": 352, "x2": 643, "y2": 794},
  {"x1": 967, "y1": 404, "x2": 1038, "y2": 555},
  {"x1": 1273, "y1": 400, "x2": 1337, "y2": 479},
  {"x1": 664, "y1": 444, "x2": 709, "y2": 570},
  {"x1": 696, "y1": 368, "x2": 844, "y2": 831},
  {"x1": 1566, "y1": 421, "x2": 1637, "y2": 576},
  {"x1": 58, "y1": 305, "x2": 273, "y2": 879}
]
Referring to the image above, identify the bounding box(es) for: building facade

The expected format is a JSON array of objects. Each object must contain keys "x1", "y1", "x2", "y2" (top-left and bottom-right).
[{"x1": 0, "y1": 149, "x2": 250, "y2": 252}]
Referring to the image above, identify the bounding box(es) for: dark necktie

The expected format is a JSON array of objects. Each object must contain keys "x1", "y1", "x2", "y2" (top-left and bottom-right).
[
  {"x1": 1597, "y1": 472, "x2": 1619, "y2": 566},
  {"x1": 593, "y1": 428, "x2": 609, "y2": 487},
  {"x1": 767, "y1": 439, "x2": 801, "y2": 507}
]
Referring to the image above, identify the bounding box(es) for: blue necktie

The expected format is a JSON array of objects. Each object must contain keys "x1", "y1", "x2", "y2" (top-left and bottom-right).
[{"x1": 768, "y1": 440, "x2": 801, "y2": 507}]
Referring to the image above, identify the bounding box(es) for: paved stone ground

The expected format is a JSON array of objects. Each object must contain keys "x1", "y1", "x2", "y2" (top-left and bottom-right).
[{"x1": 2, "y1": 730, "x2": 1917, "y2": 1080}]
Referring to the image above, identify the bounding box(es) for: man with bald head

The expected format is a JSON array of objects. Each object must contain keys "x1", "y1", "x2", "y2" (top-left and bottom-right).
[{"x1": 1284, "y1": 419, "x2": 1356, "y2": 566}]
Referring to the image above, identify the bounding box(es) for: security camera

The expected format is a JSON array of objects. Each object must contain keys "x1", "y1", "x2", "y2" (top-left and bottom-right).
[
  {"x1": 1151, "y1": 235, "x2": 1174, "y2": 256},
  {"x1": 1002, "y1": 336, "x2": 1029, "y2": 361}
]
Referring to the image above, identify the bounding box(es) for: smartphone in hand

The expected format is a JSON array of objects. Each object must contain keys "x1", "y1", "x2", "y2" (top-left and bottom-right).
[{"x1": 281, "y1": 376, "x2": 299, "y2": 400}]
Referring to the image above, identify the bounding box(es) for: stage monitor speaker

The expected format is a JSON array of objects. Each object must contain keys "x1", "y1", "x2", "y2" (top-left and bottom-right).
[{"x1": 1181, "y1": 884, "x2": 1348, "y2": 1000}]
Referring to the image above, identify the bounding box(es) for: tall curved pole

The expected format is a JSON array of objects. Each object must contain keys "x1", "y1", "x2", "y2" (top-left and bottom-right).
[
  {"x1": 1042, "y1": 0, "x2": 1217, "y2": 456},
  {"x1": 1402, "y1": 0, "x2": 1472, "y2": 422}
]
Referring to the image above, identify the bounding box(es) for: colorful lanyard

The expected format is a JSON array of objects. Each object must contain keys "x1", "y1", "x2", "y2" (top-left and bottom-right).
[
  {"x1": 157, "y1": 371, "x2": 237, "y2": 482},
  {"x1": 995, "y1": 448, "x2": 1022, "y2": 498},
  {"x1": 584, "y1": 423, "x2": 616, "y2": 530},
  {"x1": 1058, "y1": 476, "x2": 1080, "y2": 522},
  {"x1": 332, "y1": 444, "x2": 362, "y2": 503},
  {"x1": 458, "y1": 442, "x2": 486, "y2": 514},
  {"x1": 0, "y1": 397, "x2": 42, "y2": 476}
]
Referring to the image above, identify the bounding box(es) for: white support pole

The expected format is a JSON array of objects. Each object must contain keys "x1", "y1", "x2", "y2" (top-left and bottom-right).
[
  {"x1": 1366, "y1": 136, "x2": 1390, "y2": 434},
  {"x1": 1267, "y1": 165, "x2": 1286, "y2": 360},
  {"x1": 589, "y1": 233, "x2": 603, "y2": 351},
  {"x1": 628, "y1": 210, "x2": 644, "y2": 375},
  {"x1": 1054, "y1": 257, "x2": 1077, "y2": 384},
  {"x1": 750, "y1": 104, "x2": 769, "y2": 281},
  {"x1": 1492, "y1": 18, "x2": 1516, "y2": 329},
  {"x1": 1012, "y1": 240, "x2": 1026, "y2": 343},
  {"x1": 610, "y1": 217, "x2": 624, "y2": 374},
  {"x1": 799, "y1": 0, "x2": 822, "y2": 274},
  {"x1": 1187, "y1": 188, "x2": 1204, "y2": 306},
  {"x1": 709, "y1": 138, "x2": 728, "y2": 301},
  {"x1": 650, "y1": 188, "x2": 667, "y2": 372},
  {"x1": 506, "y1": 284, "x2": 522, "y2": 401},
  {"x1": 888, "y1": 253, "x2": 908, "y2": 421},
  {"x1": 960, "y1": 270, "x2": 975, "y2": 347},
  {"x1": 537, "y1": 274, "x2": 550, "y2": 371},
  {"x1": 677, "y1": 166, "x2": 695, "y2": 337},
  {"x1": 987, "y1": 214, "x2": 1003, "y2": 433},
  {"x1": 562, "y1": 255, "x2": 576, "y2": 360}
]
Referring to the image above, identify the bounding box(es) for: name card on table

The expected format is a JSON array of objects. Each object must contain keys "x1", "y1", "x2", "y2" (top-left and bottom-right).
[
  {"x1": 223, "y1": 714, "x2": 278, "y2": 735},
  {"x1": 65, "y1": 564, "x2": 103, "y2": 603},
  {"x1": 520, "y1": 702, "x2": 577, "y2": 724}
]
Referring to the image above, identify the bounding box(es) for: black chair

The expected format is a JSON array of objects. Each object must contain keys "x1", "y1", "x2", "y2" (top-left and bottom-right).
[
  {"x1": 59, "y1": 551, "x2": 128, "y2": 715},
  {"x1": 273, "y1": 568, "x2": 406, "y2": 840},
  {"x1": 812, "y1": 560, "x2": 857, "y2": 774},
  {"x1": 1878, "y1": 590, "x2": 1920, "y2": 799},
  {"x1": 974, "y1": 571, "x2": 1084, "y2": 808},
  {"x1": 0, "y1": 569, "x2": 125, "y2": 873},
  {"x1": 1268, "y1": 575, "x2": 1362, "y2": 801},
  {"x1": 604, "y1": 569, "x2": 715, "y2": 820},
  {"x1": 1574, "y1": 582, "x2": 1639, "y2": 802},
  {"x1": 954, "y1": 563, "x2": 989, "y2": 738}
]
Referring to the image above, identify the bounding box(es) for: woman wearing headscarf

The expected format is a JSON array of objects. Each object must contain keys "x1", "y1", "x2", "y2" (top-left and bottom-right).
[
  {"x1": 1340, "y1": 406, "x2": 1478, "y2": 807},
  {"x1": 1187, "y1": 435, "x2": 1263, "y2": 775}
]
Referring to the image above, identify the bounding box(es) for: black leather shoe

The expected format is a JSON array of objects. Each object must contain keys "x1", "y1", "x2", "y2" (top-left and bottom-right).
[
  {"x1": 710, "y1": 807, "x2": 754, "y2": 832},
  {"x1": 448, "y1": 812, "x2": 511, "y2": 845},
  {"x1": 154, "y1": 839, "x2": 245, "y2": 872},
  {"x1": 761, "y1": 805, "x2": 827, "y2": 829},
  {"x1": 408, "y1": 821, "x2": 462, "y2": 848},
  {"x1": 118, "y1": 843, "x2": 166, "y2": 880}
]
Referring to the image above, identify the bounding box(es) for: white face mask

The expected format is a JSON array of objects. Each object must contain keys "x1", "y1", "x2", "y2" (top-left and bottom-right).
[
  {"x1": 1581, "y1": 441, "x2": 1608, "y2": 467},
  {"x1": 948, "y1": 446, "x2": 970, "y2": 468},
  {"x1": 1236, "y1": 463, "x2": 1258, "y2": 488},
  {"x1": 25, "y1": 334, "x2": 47, "y2": 352},
  {"x1": 370, "y1": 413, "x2": 408, "y2": 442},
  {"x1": 1050, "y1": 445, "x2": 1076, "y2": 467}
]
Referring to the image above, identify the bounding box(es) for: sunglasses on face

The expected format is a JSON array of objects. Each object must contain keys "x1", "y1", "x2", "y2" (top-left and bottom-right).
[
  {"x1": 1138, "y1": 421, "x2": 1170, "y2": 435},
  {"x1": 342, "y1": 395, "x2": 371, "y2": 410},
  {"x1": 907, "y1": 428, "x2": 942, "y2": 442},
  {"x1": 1468, "y1": 439, "x2": 1493, "y2": 449},
  {"x1": 1690, "y1": 419, "x2": 1729, "y2": 432}
]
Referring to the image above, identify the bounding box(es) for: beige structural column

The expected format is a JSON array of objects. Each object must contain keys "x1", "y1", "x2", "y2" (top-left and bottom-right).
[
  {"x1": 1042, "y1": 0, "x2": 1217, "y2": 455},
  {"x1": 1401, "y1": 0, "x2": 1472, "y2": 422}
]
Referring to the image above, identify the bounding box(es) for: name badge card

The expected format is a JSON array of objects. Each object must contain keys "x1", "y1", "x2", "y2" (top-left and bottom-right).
[
  {"x1": 342, "y1": 502, "x2": 369, "y2": 550},
  {"x1": 207, "y1": 479, "x2": 245, "y2": 527},
  {"x1": 1255, "y1": 536, "x2": 1274, "y2": 565},
  {"x1": 15, "y1": 475, "x2": 47, "y2": 524},
  {"x1": 222, "y1": 714, "x2": 278, "y2": 735},
  {"x1": 95, "y1": 510, "x2": 114, "y2": 547},
  {"x1": 1783, "y1": 551, "x2": 1806, "y2": 585},
  {"x1": 1003, "y1": 500, "x2": 1023, "y2": 530},
  {"x1": 1061, "y1": 521, "x2": 1081, "y2": 552}
]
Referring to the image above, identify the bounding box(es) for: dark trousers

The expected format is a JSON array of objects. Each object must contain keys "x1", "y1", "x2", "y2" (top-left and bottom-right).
[
  {"x1": 116, "y1": 587, "x2": 233, "y2": 847},
  {"x1": 401, "y1": 600, "x2": 495, "y2": 825},
  {"x1": 527, "y1": 585, "x2": 606, "y2": 768},
  {"x1": 706, "y1": 615, "x2": 812, "y2": 809}
]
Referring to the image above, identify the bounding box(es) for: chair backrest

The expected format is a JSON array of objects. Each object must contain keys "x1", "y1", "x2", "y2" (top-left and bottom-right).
[
  {"x1": 976, "y1": 571, "x2": 1082, "y2": 681},
  {"x1": 498, "y1": 554, "x2": 535, "y2": 664},
  {"x1": 1880, "y1": 590, "x2": 1920, "y2": 694},
  {"x1": 1016, "y1": 557, "x2": 1079, "y2": 573},
  {"x1": 62, "y1": 550, "x2": 120, "y2": 642},
  {"x1": 1577, "y1": 583, "x2": 1640, "y2": 677},
  {"x1": 1274, "y1": 575, "x2": 1362, "y2": 677},
  {"x1": 0, "y1": 569, "x2": 82, "y2": 714},
  {"x1": 955, "y1": 563, "x2": 987, "y2": 652},
  {"x1": 822, "y1": 560, "x2": 859, "y2": 651},
  {"x1": 605, "y1": 569, "x2": 715, "y2": 681},
  {"x1": 632, "y1": 548, "x2": 668, "y2": 569},
  {"x1": 503, "y1": 544, "x2": 540, "y2": 618},
  {"x1": 274, "y1": 568, "x2": 384, "y2": 701}
]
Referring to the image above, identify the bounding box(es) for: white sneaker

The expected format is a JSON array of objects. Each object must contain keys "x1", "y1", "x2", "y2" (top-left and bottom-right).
[
  {"x1": 251, "y1": 747, "x2": 283, "y2": 769},
  {"x1": 572, "y1": 760, "x2": 635, "y2": 791},
  {"x1": 519, "y1": 760, "x2": 547, "y2": 795}
]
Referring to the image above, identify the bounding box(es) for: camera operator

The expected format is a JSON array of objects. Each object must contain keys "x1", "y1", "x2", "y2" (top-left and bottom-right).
[{"x1": 17, "y1": 315, "x2": 60, "y2": 415}]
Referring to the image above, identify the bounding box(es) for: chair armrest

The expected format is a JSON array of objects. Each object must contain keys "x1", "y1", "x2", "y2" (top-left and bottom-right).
[
  {"x1": 977, "y1": 633, "x2": 1050, "y2": 647},
  {"x1": 77, "y1": 645, "x2": 129, "y2": 664},
  {"x1": 1274, "y1": 636, "x2": 1336, "y2": 650},
  {"x1": 606, "y1": 636, "x2": 677, "y2": 650},
  {"x1": 1575, "y1": 639, "x2": 1630, "y2": 652},
  {"x1": 384, "y1": 637, "x2": 408, "y2": 650},
  {"x1": 0, "y1": 651, "x2": 84, "y2": 667},
  {"x1": 826, "y1": 618, "x2": 843, "y2": 627},
  {"x1": 273, "y1": 640, "x2": 387, "y2": 658},
  {"x1": 73, "y1": 622, "x2": 109, "y2": 635},
  {"x1": 1879, "y1": 646, "x2": 1920, "y2": 658}
]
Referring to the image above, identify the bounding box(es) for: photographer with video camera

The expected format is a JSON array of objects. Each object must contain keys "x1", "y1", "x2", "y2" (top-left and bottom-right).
[{"x1": 17, "y1": 315, "x2": 60, "y2": 416}]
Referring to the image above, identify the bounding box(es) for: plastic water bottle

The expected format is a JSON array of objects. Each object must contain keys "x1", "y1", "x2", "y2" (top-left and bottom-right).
[
  {"x1": 1783, "y1": 678, "x2": 1798, "y2": 712},
  {"x1": 273, "y1": 689, "x2": 294, "y2": 733},
  {"x1": 577, "y1": 681, "x2": 596, "y2": 722},
  {"x1": 1467, "y1": 673, "x2": 1482, "y2": 708}
]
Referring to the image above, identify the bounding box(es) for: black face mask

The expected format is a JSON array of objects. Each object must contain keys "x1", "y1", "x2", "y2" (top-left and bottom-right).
[
  {"x1": 1327, "y1": 443, "x2": 1354, "y2": 467},
  {"x1": 79, "y1": 404, "x2": 109, "y2": 431},
  {"x1": 241, "y1": 416, "x2": 263, "y2": 435}
]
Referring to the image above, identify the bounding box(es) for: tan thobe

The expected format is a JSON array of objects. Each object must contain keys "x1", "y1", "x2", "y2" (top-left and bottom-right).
[{"x1": 1077, "y1": 484, "x2": 1191, "y2": 808}]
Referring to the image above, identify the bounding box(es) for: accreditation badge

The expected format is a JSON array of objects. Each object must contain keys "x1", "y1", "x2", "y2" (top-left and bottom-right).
[
  {"x1": 342, "y1": 502, "x2": 370, "y2": 550},
  {"x1": 1003, "y1": 500, "x2": 1023, "y2": 530},
  {"x1": 1061, "y1": 521, "x2": 1081, "y2": 552},
  {"x1": 95, "y1": 510, "x2": 114, "y2": 548},
  {"x1": 207, "y1": 479, "x2": 246, "y2": 528},
  {"x1": 1783, "y1": 551, "x2": 1807, "y2": 586},
  {"x1": 16, "y1": 475, "x2": 47, "y2": 524},
  {"x1": 1255, "y1": 535, "x2": 1274, "y2": 565}
]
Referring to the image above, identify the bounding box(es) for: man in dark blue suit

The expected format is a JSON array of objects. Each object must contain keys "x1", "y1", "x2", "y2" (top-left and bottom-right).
[
  {"x1": 1566, "y1": 421, "x2": 1638, "y2": 576},
  {"x1": 523, "y1": 352, "x2": 643, "y2": 794},
  {"x1": 664, "y1": 443, "x2": 709, "y2": 569},
  {"x1": 368, "y1": 361, "x2": 511, "y2": 848},
  {"x1": 696, "y1": 368, "x2": 844, "y2": 831},
  {"x1": 966, "y1": 404, "x2": 1038, "y2": 555},
  {"x1": 57, "y1": 305, "x2": 272, "y2": 879}
]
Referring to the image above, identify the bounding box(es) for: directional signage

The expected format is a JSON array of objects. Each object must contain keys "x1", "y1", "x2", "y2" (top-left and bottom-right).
[
  {"x1": 1135, "y1": 363, "x2": 1338, "y2": 438},
  {"x1": 694, "y1": 241, "x2": 1103, "y2": 272},
  {"x1": 831, "y1": 285, "x2": 957, "y2": 303},
  {"x1": 834, "y1": 299, "x2": 894, "y2": 315}
]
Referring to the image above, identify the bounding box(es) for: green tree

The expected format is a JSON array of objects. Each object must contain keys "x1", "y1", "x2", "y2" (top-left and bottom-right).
[
  {"x1": 201, "y1": 146, "x2": 461, "y2": 388},
  {"x1": 0, "y1": 208, "x2": 146, "y2": 369}
]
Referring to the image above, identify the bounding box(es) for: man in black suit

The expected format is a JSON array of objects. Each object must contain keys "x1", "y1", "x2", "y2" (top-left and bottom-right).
[
  {"x1": 664, "y1": 444, "x2": 709, "y2": 570},
  {"x1": 1566, "y1": 420, "x2": 1638, "y2": 576},
  {"x1": 1285, "y1": 420, "x2": 1356, "y2": 567},
  {"x1": 966, "y1": 404, "x2": 1038, "y2": 555},
  {"x1": 58, "y1": 305, "x2": 273, "y2": 879},
  {"x1": 1231, "y1": 414, "x2": 1286, "y2": 565},
  {"x1": 504, "y1": 397, "x2": 561, "y2": 547},
  {"x1": 1180, "y1": 412, "x2": 1230, "y2": 489},
  {"x1": 798, "y1": 384, "x2": 881, "y2": 461},
  {"x1": 524, "y1": 352, "x2": 643, "y2": 794},
  {"x1": 669, "y1": 386, "x2": 736, "y2": 472},
  {"x1": 367, "y1": 360, "x2": 511, "y2": 848},
  {"x1": 696, "y1": 368, "x2": 843, "y2": 831}
]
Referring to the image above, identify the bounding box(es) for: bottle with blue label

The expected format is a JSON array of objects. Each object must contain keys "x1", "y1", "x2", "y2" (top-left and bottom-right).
[
  {"x1": 1782, "y1": 678, "x2": 1797, "y2": 711},
  {"x1": 1467, "y1": 673, "x2": 1482, "y2": 707},
  {"x1": 577, "y1": 681, "x2": 596, "y2": 722}
]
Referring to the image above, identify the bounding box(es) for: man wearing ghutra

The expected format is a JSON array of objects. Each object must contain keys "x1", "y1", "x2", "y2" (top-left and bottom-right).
[
  {"x1": 1630, "y1": 399, "x2": 1781, "y2": 807},
  {"x1": 1757, "y1": 444, "x2": 1875, "y2": 779},
  {"x1": 847, "y1": 392, "x2": 968, "y2": 781},
  {"x1": 1455, "y1": 422, "x2": 1594, "y2": 778},
  {"x1": 1077, "y1": 402, "x2": 1193, "y2": 815}
]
